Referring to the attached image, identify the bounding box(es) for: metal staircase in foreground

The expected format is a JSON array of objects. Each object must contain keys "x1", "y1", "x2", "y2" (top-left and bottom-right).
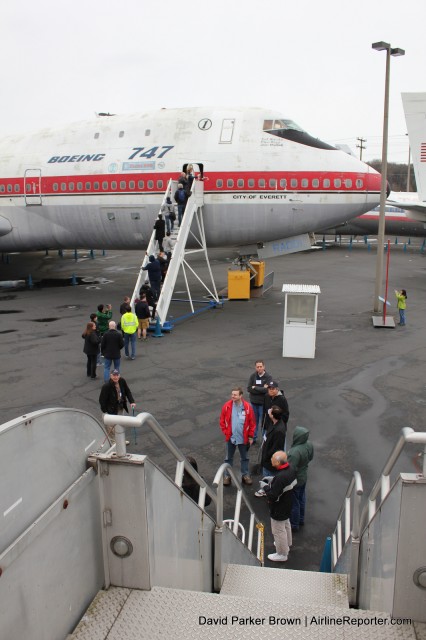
[{"x1": 1, "y1": 409, "x2": 425, "y2": 640}]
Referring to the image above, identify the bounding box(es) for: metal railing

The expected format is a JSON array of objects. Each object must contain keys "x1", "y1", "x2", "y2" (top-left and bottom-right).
[
  {"x1": 331, "y1": 471, "x2": 363, "y2": 568},
  {"x1": 360, "y1": 427, "x2": 426, "y2": 530},
  {"x1": 331, "y1": 427, "x2": 426, "y2": 606},
  {"x1": 212, "y1": 463, "x2": 264, "y2": 591},
  {"x1": 331, "y1": 471, "x2": 363, "y2": 605},
  {"x1": 130, "y1": 178, "x2": 175, "y2": 308},
  {"x1": 103, "y1": 411, "x2": 216, "y2": 508},
  {"x1": 103, "y1": 412, "x2": 264, "y2": 572}
]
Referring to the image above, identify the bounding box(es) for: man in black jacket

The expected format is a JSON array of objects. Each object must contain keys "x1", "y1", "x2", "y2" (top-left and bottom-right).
[
  {"x1": 255, "y1": 406, "x2": 287, "y2": 497},
  {"x1": 99, "y1": 370, "x2": 135, "y2": 416},
  {"x1": 263, "y1": 381, "x2": 289, "y2": 435},
  {"x1": 153, "y1": 214, "x2": 166, "y2": 252},
  {"x1": 247, "y1": 360, "x2": 273, "y2": 443},
  {"x1": 101, "y1": 321, "x2": 124, "y2": 382},
  {"x1": 264, "y1": 450, "x2": 297, "y2": 562}
]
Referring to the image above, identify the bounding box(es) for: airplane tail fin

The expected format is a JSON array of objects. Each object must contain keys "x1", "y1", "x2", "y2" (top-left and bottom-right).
[{"x1": 403, "y1": 92, "x2": 426, "y2": 202}]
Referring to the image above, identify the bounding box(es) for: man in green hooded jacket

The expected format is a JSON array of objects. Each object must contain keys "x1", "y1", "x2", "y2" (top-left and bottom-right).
[{"x1": 287, "y1": 426, "x2": 314, "y2": 531}]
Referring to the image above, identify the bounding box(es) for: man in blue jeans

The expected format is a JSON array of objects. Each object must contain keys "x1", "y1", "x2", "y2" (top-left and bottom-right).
[
  {"x1": 219, "y1": 387, "x2": 256, "y2": 486},
  {"x1": 247, "y1": 360, "x2": 273, "y2": 443},
  {"x1": 101, "y1": 320, "x2": 124, "y2": 383}
]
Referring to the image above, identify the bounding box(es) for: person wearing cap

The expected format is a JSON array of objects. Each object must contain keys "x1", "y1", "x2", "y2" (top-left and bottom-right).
[
  {"x1": 263, "y1": 381, "x2": 289, "y2": 437},
  {"x1": 255, "y1": 405, "x2": 287, "y2": 497},
  {"x1": 219, "y1": 386, "x2": 256, "y2": 486},
  {"x1": 247, "y1": 360, "x2": 273, "y2": 443},
  {"x1": 101, "y1": 320, "x2": 124, "y2": 383},
  {"x1": 99, "y1": 370, "x2": 135, "y2": 416}
]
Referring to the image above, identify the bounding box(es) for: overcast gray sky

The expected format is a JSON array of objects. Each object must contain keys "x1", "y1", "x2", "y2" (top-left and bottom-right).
[{"x1": 0, "y1": 0, "x2": 423, "y2": 163}]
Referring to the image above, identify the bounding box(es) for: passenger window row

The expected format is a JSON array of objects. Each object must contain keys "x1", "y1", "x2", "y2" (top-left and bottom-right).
[
  {"x1": 0, "y1": 176, "x2": 364, "y2": 194},
  {"x1": 215, "y1": 178, "x2": 364, "y2": 189}
]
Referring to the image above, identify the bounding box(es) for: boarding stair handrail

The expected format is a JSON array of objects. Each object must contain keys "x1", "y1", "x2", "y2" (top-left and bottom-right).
[
  {"x1": 103, "y1": 411, "x2": 216, "y2": 508},
  {"x1": 331, "y1": 471, "x2": 363, "y2": 605},
  {"x1": 360, "y1": 427, "x2": 426, "y2": 530},
  {"x1": 331, "y1": 427, "x2": 426, "y2": 606},
  {"x1": 154, "y1": 179, "x2": 204, "y2": 323},
  {"x1": 130, "y1": 178, "x2": 175, "y2": 307},
  {"x1": 212, "y1": 463, "x2": 264, "y2": 591},
  {"x1": 102, "y1": 412, "x2": 264, "y2": 571}
]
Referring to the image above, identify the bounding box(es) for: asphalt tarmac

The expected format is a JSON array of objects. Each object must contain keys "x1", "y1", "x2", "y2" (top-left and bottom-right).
[{"x1": 1, "y1": 237, "x2": 425, "y2": 571}]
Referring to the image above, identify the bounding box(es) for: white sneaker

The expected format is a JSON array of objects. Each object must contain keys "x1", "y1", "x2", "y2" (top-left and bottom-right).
[
  {"x1": 268, "y1": 553, "x2": 288, "y2": 562},
  {"x1": 254, "y1": 489, "x2": 266, "y2": 497}
]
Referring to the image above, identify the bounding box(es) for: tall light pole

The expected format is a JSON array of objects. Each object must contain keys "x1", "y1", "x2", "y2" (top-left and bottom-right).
[{"x1": 372, "y1": 41, "x2": 405, "y2": 314}]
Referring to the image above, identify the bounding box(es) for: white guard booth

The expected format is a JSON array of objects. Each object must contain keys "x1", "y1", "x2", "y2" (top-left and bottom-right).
[{"x1": 282, "y1": 284, "x2": 321, "y2": 359}]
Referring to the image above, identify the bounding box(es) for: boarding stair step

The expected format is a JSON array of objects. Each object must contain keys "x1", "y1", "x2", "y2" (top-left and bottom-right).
[
  {"x1": 69, "y1": 585, "x2": 423, "y2": 640},
  {"x1": 220, "y1": 563, "x2": 349, "y2": 608}
]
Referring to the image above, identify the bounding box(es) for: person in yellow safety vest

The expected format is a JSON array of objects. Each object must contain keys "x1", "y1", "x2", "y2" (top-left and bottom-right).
[{"x1": 121, "y1": 305, "x2": 138, "y2": 360}]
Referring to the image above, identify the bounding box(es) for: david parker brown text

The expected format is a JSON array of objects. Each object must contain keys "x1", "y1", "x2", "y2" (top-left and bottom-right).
[{"x1": 198, "y1": 615, "x2": 412, "y2": 627}]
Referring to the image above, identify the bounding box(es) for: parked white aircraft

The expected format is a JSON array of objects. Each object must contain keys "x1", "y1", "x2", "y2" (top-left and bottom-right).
[
  {"x1": 387, "y1": 92, "x2": 426, "y2": 219},
  {"x1": 322, "y1": 204, "x2": 426, "y2": 238},
  {"x1": 0, "y1": 107, "x2": 381, "y2": 252}
]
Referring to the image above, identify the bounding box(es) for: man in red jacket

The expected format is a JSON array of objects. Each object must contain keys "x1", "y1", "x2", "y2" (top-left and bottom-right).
[{"x1": 219, "y1": 386, "x2": 256, "y2": 486}]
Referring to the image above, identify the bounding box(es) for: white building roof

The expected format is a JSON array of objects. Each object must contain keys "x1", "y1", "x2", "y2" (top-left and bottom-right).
[{"x1": 281, "y1": 284, "x2": 321, "y2": 294}]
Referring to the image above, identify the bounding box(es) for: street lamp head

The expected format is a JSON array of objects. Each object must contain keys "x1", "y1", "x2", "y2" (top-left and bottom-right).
[
  {"x1": 372, "y1": 41, "x2": 390, "y2": 51},
  {"x1": 391, "y1": 47, "x2": 405, "y2": 57}
]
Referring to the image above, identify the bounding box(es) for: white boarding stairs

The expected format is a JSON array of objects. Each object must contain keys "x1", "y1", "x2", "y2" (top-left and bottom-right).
[{"x1": 131, "y1": 178, "x2": 220, "y2": 324}]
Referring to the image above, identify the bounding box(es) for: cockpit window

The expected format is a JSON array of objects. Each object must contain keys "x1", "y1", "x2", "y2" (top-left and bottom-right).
[{"x1": 263, "y1": 119, "x2": 336, "y2": 151}]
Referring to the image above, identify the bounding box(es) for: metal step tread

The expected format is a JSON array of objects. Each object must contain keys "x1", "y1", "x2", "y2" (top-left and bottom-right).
[
  {"x1": 220, "y1": 563, "x2": 349, "y2": 607},
  {"x1": 69, "y1": 585, "x2": 420, "y2": 639},
  {"x1": 69, "y1": 586, "x2": 131, "y2": 639}
]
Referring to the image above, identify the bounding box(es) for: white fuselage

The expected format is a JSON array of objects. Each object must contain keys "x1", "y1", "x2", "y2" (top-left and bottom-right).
[{"x1": 0, "y1": 107, "x2": 381, "y2": 251}]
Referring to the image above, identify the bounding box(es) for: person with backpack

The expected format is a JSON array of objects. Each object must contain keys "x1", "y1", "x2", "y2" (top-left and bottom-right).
[
  {"x1": 162, "y1": 196, "x2": 176, "y2": 233},
  {"x1": 174, "y1": 183, "x2": 188, "y2": 227}
]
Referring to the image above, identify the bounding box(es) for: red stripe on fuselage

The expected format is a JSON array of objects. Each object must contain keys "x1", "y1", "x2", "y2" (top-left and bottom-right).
[{"x1": 0, "y1": 170, "x2": 381, "y2": 197}]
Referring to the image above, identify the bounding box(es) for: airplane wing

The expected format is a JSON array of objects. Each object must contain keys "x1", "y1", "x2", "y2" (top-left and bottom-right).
[{"x1": 387, "y1": 198, "x2": 426, "y2": 221}]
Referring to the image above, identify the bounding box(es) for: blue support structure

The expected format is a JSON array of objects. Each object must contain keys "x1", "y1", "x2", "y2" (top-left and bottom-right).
[
  {"x1": 27, "y1": 275, "x2": 33, "y2": 290},
  {"x1": 90, "y1": 249, "x2": 95, "y2": 259},
  {"x1": 74, "y1": 249, "x2": 78, "y2": 261},
  {"x1": 152, "y1": 317, "x2": 164, "y2": 338},
  {"x1": 71, "y1": 273, "x2": 78, "y2": 286}
]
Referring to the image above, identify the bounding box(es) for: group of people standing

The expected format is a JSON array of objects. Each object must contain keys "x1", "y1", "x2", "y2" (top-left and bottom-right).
[{"x1": 219, "y1": 360, "x2": 314, "y2": 563}]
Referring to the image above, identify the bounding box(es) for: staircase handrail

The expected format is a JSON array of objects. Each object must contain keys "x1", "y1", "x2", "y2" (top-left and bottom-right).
[
  {"x1": 360, "y1": 427, "x2": 426, "y2": 531},
  {"x1": 103, "y1": 411, "x2": 216, "y2": 509},
  {"x1": 213, "y1": 463, "x2": 264, "y2": 558},
  {"x1": 130, "y1": 178, "x2": 176, "y2": 307},
  {"x1": 331, "y1": 471, "x2": 363, "y2": 568}
]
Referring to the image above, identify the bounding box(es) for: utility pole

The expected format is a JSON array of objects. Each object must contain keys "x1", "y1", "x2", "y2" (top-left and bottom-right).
[{"x1": 356, "y1": 137, "x2": 367, "y2": 160}]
